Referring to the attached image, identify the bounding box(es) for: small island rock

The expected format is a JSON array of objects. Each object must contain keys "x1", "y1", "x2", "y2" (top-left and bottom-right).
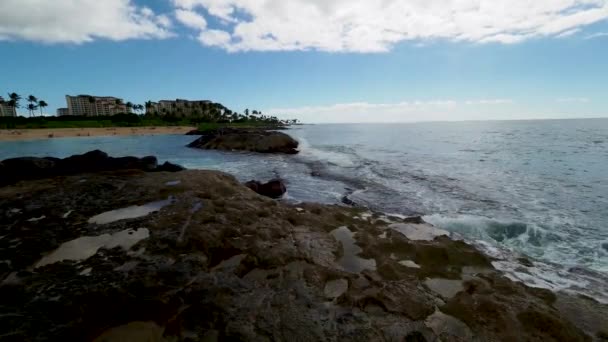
[{"x1": 187, "y1": 128, "x2": 299, "y2": 154}]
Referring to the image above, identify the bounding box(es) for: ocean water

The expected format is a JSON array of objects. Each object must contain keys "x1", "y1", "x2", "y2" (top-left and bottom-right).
[{"x1": 1, "y1": 118, "x2": 607, "y2": 301}]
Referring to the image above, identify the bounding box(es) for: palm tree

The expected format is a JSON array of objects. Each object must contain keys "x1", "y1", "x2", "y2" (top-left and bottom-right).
[
  {"x1": 27, "y1": 95, "x2": 38, "y2": 117},
  {"x1": 38, "y1": 100, "x2": 48, "y2": 116},
  {"x1": 7, "y1": 93, "x2": 21, "y2": 112},
  {"x1": 145, "y1": 101, "x2": 153, "y2": 115},
  {"x1": 126, "y1": 101, "x2": 133, "y2": 114},
  {"x1": 136, "y1": 104, "x2": 144, "y2": 114},
  {"x1": 27, "y1": 103, "x2": 38, "y2": 117}
]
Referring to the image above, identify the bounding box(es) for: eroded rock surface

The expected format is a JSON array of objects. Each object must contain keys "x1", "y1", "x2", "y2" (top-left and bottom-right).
[
  {"x1": 0, "y1": 170, "x2": 603, "y2": 341},
  {"x1": 187, "y1": 128, "x2": 299, "y2": 154}
]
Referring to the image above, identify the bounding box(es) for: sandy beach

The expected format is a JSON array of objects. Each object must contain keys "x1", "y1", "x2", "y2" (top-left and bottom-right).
[{"x1": 0, "y1": 126, "x2": 196, "y2": 141}]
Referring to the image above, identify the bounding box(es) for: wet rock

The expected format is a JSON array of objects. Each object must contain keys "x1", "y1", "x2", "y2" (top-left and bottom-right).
[
  {"x1": 424, "y1": 278, "x2": 465, "y2": 299},
  {"x1": 0, "y1": 150, "x2": 185, "y2": 187},
  {"x1": 324, "y1": 279, "x2": 349, "y2": 299},
  {"x1": 245, "y1": 179, "x2": 286, "y2": 198},
  {"x1": 156, "y1": 161, "x2": 186, "y2": 172},
  {"x1": 187, "y1": 128, "x2": 299, "y2": 154},
  {"x1": 403, "y1": 216, "x2": 425, "y2": 224},
  {"x1": 341, "y1": 195, "x2": 357, "y2": 206},
  {"x1": 0, "y1": 170, "x2": 599, "y2": 341},
  {"x1": 425, "y1": 310, "x2": 473, "y2": 340}
]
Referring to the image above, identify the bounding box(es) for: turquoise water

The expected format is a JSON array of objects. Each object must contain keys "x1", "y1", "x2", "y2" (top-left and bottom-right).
[{"x1": 2, "y1": 118, "x2": 607, "y2": 299}]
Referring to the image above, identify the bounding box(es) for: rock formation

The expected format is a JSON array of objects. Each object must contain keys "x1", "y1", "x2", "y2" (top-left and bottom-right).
[
  {"x1": 187, "y1": 128, "x2": 299, "y2": 154},
  {"x1": 1, "y1": 167, "x2": 605, "y2": 341},
  {"x1": 0, "y1": 150, "x2": 184, "y2": 187},
  {"x1": 245, "y1": 179, "x2": 287, "y2": 198}
]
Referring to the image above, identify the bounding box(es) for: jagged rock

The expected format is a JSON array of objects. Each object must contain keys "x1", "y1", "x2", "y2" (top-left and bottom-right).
[
  {"x1": 187, "y1": 128, "x2": 299, "y2": 154},
  {"x1": 0, "y1": 169, "x2": 601, "y2": 341},
  {"x1": 0, "y1": 150, "x2": 185, "y2": 187},
  {"x1": 156, "y1": 161, "x2": 186, "y2": 172},
  {"x1": 245, "y1": 179, "x2": 286, "y2": 198}
]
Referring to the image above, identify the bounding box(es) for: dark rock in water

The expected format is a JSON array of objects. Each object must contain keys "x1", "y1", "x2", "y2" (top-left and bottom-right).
[
  {"x1": 403, "y1": 216, "x2": 425, "y2": 224},
  {"x1": 0, "y1": 150, "x2": 185, "y2": 187},
  {"x1": 0, "y1": 170, "x2": 600, "y2": 341},
  {"x1": 187, "y1": 128, "x2": 299, "y2": 154},
  {"x1": 186, "y1": 126, "x2": 287, "y2": 136},
  {"x1": 518, "y1": 257, "x2": 534, "y2": 267},
  {"x1": 156, "y1": 161, "x2": 186, "y2": 172},
  {"x1": 341, "y1": 195, "x2": 357, "y2": 206},
  {"x1": 245, "y1": 179, "x2": 286, "y2": 198}
]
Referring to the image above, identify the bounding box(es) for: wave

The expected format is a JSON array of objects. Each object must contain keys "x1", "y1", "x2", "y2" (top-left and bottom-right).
[{"x1": 424, "y1": 214, "x2": 608, "y2": 303}]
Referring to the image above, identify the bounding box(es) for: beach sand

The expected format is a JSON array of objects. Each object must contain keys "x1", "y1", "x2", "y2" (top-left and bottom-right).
[{"x1": 0, "y1": 126, "x2": 196, "y2": 141}]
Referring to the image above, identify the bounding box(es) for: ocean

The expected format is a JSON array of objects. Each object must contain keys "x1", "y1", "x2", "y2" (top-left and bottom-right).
[{"x1": 2, "y1": 118, "x2": 607, "y2": 301}]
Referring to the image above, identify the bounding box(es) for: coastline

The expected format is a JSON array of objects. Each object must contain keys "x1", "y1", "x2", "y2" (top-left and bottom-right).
[
  {"x1": 0, "y1": 126, "x2": 196, "y2": 141},
  {"x1": 1, "y1": 150, "x2": 607, "y2": 340}
]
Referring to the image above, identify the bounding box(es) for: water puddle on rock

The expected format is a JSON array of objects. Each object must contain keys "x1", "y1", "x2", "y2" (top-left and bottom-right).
[
  {"x1": 35, "y1": 228, "x2": 150, "y2": 268},
  {"x1": 389, "y1": 223, "x2": 449, "y2": 241},
  {"x1": 88, "y1": 197, "x2": 175, "y2": 225},
  {"x1": 331, "y1": 226, "x2": 376, "y2": 273}
]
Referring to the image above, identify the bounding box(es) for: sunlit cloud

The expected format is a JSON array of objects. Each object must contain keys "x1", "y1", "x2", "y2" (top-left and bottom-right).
[
  {"x1": 172, "y1": 0, "x2": 608, "y2": 52},
  {"x1": 0, "y1": 0, "x2": 173, "y2": 43}
]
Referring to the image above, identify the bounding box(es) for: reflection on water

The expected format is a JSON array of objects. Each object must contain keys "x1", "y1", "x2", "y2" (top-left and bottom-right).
[
  {"x1": 35, "y1": 228, "x2": 150, "y2": 268},
  {"x1": 88, "y1": 197, "x2": 175, "y2": 225},
  {"x1": 331, "y1": 226, "x2": 376, "y2": 273}
]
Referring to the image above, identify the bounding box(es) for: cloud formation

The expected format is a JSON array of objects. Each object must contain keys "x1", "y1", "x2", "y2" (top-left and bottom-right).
[
  {"x1": 172, "y1": 0, "x2": 608, "y2": 52},
  {"x1": 266, "y1": 99, "x2": 519, "y2": 123},
  {"x1": 585, "y1": 31, "x2": 608, "y2": 39},
  {"x1": 0, "y1": 0, "x2": 173, "y2": 43}
]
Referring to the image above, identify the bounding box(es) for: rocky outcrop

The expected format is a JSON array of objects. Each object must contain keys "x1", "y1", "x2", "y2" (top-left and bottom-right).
[
  {"x1": 245, "y1": 179, "x2": 287, "y2": 198},
  {"x1": 186, "y1": 126, "x2": 286, "y2": 136},
  {"x1": 187, "y1": 128, "x2": 299, "y2": 154},
  {"x1": 0, "y1": 150, "x2": 185, "y2": 187},
  {"x1": 1, "y1": 169, "x2": 604, "y2": 341}
]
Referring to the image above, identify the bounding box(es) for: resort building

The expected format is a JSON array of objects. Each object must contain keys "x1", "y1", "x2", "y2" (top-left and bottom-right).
[
  {"x1": 65, "y1": 95, "x2": 129, "y2": 116},
  {"x1": 0, "y1": 102, "x2": 17, "y2": 117},
  {"x1": 146, "y1": 99, "x2": 214, "y2": 116},
  {"x1": 57, "y1": 108, "x2": 69, "y2": 116}
]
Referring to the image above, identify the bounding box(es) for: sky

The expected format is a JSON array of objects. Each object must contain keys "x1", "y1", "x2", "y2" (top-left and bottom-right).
[{"x1": 1, "y1": 0, "x2": 607, "y2": 123}]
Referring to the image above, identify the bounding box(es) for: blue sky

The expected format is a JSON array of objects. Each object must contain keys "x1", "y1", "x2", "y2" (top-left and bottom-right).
[{"x1": 1, "y1": 0, "x2": 607, "y2": 123}]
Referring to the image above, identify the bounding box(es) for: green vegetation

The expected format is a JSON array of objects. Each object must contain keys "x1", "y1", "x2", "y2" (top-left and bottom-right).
[
  {"x1": 196, "y1": 121, "x2": 287, "y2": 132},
  {"x1": 0, "y1": 92, "x2": 49, "y2": 118},
  {"x1": 1, "y1": 90, "x2": 299, "y2": 129},
  {"x1": 1, "y1": 114, "x2": 190, "y2": 129}
]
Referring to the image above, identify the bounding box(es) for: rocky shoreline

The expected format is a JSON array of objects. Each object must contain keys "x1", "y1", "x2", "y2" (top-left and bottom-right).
[
  {"x1": 0, "y1": 152, "x2": 607, "y2": 341},
  {"x1": 187, "y1": 127, "x2": 299, "y2": 154}
]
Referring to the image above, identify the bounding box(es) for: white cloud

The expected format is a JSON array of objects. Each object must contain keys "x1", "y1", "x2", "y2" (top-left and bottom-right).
[
  {"x1": 556, "y1": 29, "x2": 581, "y2": 38},
  {"x1": 585, "y1": 31, "x2": 608, "y2": 39},
  {"x1": 175, "y1": 9, "x2": 207, "y2": 29},
  {"x1": 0, "y1": 0, "x2": 173, "y2": 43},
  {"x1": 266, "y1": 99, "x2": 518, "y2": 123},
  {"x1": 198, "y1": 29, "x2": 232, "y2": 46},
  {"x1": 171, "y1": 0, "x2": 608, "y2": 52},
  {"x1": 556, "y1": 97, "x2": 590, "y2": 103}
]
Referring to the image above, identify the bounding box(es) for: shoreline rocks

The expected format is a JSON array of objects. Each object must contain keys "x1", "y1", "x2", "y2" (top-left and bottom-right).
[
  {"x1": 187, "y1": 128, "x2": 299, "y2": 154},
  {"x1": 245, "y1": 179, "x2": 287, "y2": 198},
  {"x1": 0, "y1": 154, "x2": 606, "y2": 340},
  {"x1": 0, "y1": 150, "x2": 185, "y2": 187}
]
